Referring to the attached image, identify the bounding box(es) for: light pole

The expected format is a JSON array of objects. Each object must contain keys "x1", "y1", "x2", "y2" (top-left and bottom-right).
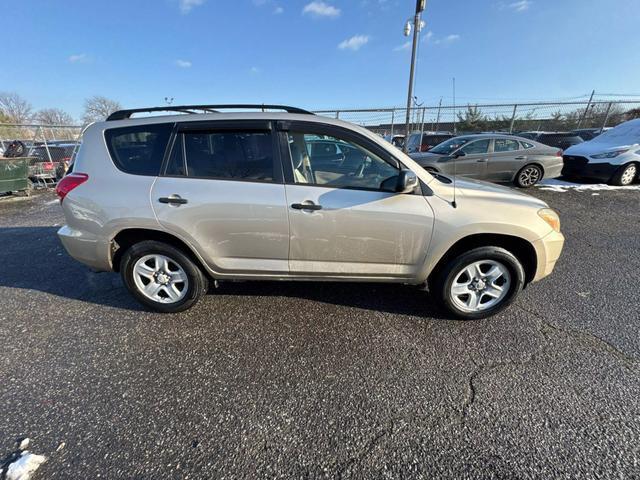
[{"x1": 403, "y1": 0, "x2": 426, "y2": 152}]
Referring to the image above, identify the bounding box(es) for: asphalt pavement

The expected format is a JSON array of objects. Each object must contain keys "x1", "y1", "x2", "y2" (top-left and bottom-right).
[{"x1": 0, "y1": 188, "x2": 638, "y2": 479}]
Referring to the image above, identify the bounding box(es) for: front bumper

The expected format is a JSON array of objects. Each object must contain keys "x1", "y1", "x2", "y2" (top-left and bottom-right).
[
  {"x1": 561, "y1": 156, "x2": 617, "y2": 182},
  {"x1": 532, "y1": 230, "x2": 565, "y2": 282}
]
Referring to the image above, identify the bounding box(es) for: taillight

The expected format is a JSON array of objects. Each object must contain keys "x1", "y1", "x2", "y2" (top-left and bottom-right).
[
  {"x1": 56, "y1": 173, "x2": 88, "y2": 202},
  {"x1": 557, "y1": 150, "x2": 563, "y2": 157}
]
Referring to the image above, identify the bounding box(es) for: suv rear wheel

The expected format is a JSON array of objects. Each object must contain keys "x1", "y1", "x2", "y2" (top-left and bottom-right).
[
  {"x1": 120, "y1": 240, "x2": 208, "y2": 313},
  {"x1": 430, "y1": 246, "x2": 525, "y2": 320}
]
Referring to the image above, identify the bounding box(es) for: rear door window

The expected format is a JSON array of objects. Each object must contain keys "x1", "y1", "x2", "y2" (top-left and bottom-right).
[
  {"x1": 494, "y1": 138, "x2": 520, "y2": 152},
  {"x1": 171, "y1": 130, "x2": 275, "y2": 182},
  {"x1": 105, "y1": 123, "x2": 173, "y2": 176}
]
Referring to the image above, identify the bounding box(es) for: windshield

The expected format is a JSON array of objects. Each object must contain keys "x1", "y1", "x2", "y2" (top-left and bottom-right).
[{"x1": 429, "y1": 137, "x2": 471, "y2": 155}]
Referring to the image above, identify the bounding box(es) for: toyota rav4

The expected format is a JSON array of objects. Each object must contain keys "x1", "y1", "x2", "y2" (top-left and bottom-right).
[{"x1": 56, "y1": 105, "x2": 564, "y2": 319}]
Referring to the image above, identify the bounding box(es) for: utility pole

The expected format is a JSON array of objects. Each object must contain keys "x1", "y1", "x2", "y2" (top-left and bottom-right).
[{"x1": 403, "y1": 0, "x2": 426, "y2": 152}]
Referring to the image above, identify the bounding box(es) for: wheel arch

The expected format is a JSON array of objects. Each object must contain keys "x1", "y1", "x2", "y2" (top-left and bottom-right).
[
  {"x1": 111, "y1": 228, "x2": 208, "y2": 274},
  {"x1": 428, "y1": 233, "x2": 538, "y2": 286}
]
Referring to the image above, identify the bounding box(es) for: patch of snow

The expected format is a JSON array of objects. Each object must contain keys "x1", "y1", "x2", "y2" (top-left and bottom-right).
[
  {"x1": 536, "y1": 178, "x2": 640, "y2": 193},
  {"x1": 6, "y1": 452, "x2": 46, "y2": 480},
  {"x1": 45, "y1": 199, "x2": 59, "y2": 205}
]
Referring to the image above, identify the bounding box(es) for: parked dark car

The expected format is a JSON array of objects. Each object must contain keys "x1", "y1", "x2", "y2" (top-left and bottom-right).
[
  {"x1": 410, "y1": 134, "x2": 564, "y2": 187},
  {"x1": 571, "y1": 128, "x2": 610, "y2": 141},
  {"x1": 406, "y1": 132, "x2": 455, "y2": 153},
  {"x1": 519, "y1": 132, "x2": 584, "y2": 151}
]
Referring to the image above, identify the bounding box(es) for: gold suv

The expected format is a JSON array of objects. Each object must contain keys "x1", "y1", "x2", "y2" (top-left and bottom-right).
[{"x1": 56, "y1": 105, "x2": 564, "y2": 319}]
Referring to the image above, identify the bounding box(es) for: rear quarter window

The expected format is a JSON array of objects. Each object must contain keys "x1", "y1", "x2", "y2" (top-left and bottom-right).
[{"x1": 105, "y1": 123, "x2": 173, "y2": 175}]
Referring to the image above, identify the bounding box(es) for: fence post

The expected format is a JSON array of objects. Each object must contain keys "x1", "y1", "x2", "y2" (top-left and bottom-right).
[
  {"x1": 390, "y1": 109, "x2": 395, "y2": 137},
  {"x1": 420, "y1": 107, "x2": 426, "y2": 141},
  {"x1": 577, "y1": 90, "x2": 595, "y2": 129},
  {"x1": 509, "y1": 104, "x2": 518, "y2": 133},
  {"x1": 335, "y1": 111, "x2": 340, "y2": 119},
  {"x1": 435, "y1": 98, "x2": 442, "y2": 132},
  {"x1": 601, "y1": 102, "x2": 613, "y2": 133}
]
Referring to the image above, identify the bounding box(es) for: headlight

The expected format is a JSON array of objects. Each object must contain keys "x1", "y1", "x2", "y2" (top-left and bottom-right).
[
  {"x1": 591, "y1": 149, "x2": 628, "y2": 159},
  {"x1": 538, "y1": 208, "x2": 561, "y2": 233}
]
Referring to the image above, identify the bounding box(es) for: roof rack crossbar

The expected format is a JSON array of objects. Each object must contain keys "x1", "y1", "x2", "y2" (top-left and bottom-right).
[{"x1": 106, "y1": 104, "x2": 313, "y2": 121}]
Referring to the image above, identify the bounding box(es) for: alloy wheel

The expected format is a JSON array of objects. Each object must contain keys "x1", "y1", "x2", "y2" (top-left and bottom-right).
[
  {"x1": 132, "y1": 254, "x2": 189, "y2": 304},
  {"x1": 519, "y1": 166, "x2": 541, "y2": 187},
  {"x1": 621, "y1": 164, "x2": 637, "y2": 185},
  {"x1": 450, "y1": 260, "x2": 511, "y2": 313}
]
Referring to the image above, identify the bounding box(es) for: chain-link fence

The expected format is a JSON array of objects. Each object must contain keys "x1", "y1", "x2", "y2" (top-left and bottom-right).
[
  {"x1": 315, "y1": 100, "x2": 640, "y2": 137},
  {"x1": 0, "y1": 123, "x2": 82, "y2": 188}
]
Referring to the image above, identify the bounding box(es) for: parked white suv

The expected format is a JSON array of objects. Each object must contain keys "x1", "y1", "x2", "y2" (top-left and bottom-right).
[{"x1": 56, "y1": 105, "x2": 564, "y2": 319}]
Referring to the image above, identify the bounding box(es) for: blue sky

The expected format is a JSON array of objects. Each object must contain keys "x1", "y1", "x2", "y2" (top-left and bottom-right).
[{"x1": 2, "y1": 0, "x2": 640, "y2": 120}]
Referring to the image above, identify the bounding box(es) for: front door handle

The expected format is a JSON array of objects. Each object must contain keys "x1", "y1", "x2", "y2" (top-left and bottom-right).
[
  {"x1": 476, "y1": 158, "x2": 488, "y2": 163},
  {"x1": 159, "y1": 195, "x2": 188, "y2": 205},
  {"x1": 291, "y1": 202, "x2": 322, "y2": 211},
  {"x1": 515, "y1": 156, "x2": 527, "y2": 160}
]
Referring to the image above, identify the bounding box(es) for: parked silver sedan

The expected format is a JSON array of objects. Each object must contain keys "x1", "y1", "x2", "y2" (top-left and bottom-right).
[{"x1": 410, "y1": 134, "x2": 564, "y2": 187}]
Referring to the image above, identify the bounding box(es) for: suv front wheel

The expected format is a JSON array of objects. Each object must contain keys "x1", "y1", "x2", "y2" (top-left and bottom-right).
[
  {"x1": 430, "y1": 246, "x2": 525, "y2": 320},
  {"x1": 121, "y1": 240, "x2": 209, "y2": 313}
]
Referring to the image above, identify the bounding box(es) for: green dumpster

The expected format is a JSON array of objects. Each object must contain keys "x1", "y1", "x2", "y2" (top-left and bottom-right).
[{"x1": 0, "y1": 157, "x2": 30, "y2": 195}]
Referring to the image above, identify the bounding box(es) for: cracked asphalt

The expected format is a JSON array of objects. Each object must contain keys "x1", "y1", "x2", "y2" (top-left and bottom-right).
[{"x1": 0, "y1": 188, "x2": 638, "y2": 479}]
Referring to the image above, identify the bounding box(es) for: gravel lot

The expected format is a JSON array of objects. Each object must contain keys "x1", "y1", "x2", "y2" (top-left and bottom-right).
[{"x1": 0, "y1": 188, "x2": 638, "y2": 479}]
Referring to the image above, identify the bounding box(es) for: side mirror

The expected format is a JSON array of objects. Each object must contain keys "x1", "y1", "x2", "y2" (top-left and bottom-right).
[
  {"x1": 452, "y1": 150, "x2": 466, "y2": 158},
  {"x1": 397, "y1": 169, "x2": 419, "y2": 193}
]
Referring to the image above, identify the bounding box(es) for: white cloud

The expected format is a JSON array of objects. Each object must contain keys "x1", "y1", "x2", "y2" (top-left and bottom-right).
[
  {"x1": 441, "y1": 34, "x2": 460, "y2": 43},
  {"x1": 423, "y1": 30, "x2": 434, "y2": 43},
  {"x1": 68, "y1": 53, "x2": 88, "y2": 63},
  {"x1": 303, "y1": 1, "x2": 341, "y2": 18},
  {"x1": 250, "y1": 66, "x2": 261, "y2": 74},
  {"x1": 179, "y1": 0, "x2": 204, "y2": 14},
  {"x1": 508, "y1": 0, "x2": 532, "y2": 11},
  {"x1": 175, "y1": 59, "x2": 192, "y2": 68},
  {"x1": 393, "y1": 41, "x2": 411, "y2": 52},
  {"x1": 432, "y1": 33, "x2": 460, "y2": 45},
  {"x1": 274, "y1": 6, "x2": 284, "y2": 14},
  {"x1": 338, "y1": 35, "x2": 370, "y2": 51}
]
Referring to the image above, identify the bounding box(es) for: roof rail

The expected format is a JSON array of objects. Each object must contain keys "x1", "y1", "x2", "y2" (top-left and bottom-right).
[{"x1": 106, "y1": 104, "x2": 313, "y2": 121}]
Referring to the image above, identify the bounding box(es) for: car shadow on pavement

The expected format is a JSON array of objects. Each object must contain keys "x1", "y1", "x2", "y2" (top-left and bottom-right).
[
  {"x1": 0, "y1": 226, "x2": 145, "y2": 311},
  {"x1": 212, "y1": 281, "x2": 447, "y2": 319},
  {"x1": 0, "y1": 226, "x2": 447, "y2": 318}
]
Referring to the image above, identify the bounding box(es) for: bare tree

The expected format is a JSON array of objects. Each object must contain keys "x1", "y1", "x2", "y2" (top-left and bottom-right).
[
  {"x1": 35, "y1": 108, "x2": 75, "y2": 126},
  {"x1": 82, "y1": 96, "x2": 122, "y2": 124},
  {"x1": 0, "y1": 92, "x2": 33, "y2": 123}
]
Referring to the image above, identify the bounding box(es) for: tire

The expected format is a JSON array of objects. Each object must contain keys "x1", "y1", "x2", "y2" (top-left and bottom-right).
[
  {"x1": 429, "y1": 246, "x2": 525, "y2": 320},
  {"x1": 514, "y1": 164, "x2": 543, "y2": 188},
  {"x1": 120, "y1": 240, "x2": 208, "y2": 313},
  {"x1": 609, "y1": 163, "x2": 637, "y2": 186}
]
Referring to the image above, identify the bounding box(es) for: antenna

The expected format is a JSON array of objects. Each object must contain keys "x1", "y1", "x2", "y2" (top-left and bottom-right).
[{"x1": 452, "y1": 77, "x2": 458, "y2": 208}]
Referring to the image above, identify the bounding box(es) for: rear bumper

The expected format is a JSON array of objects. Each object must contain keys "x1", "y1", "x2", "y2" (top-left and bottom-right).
[
  {"x1": 57, "y1": 225, "x2": 112, "y2": 271},
  {"x1": 561, "y1": 159, "x2": 617, "y2": 182},
  {"x1": 532, "y1": 230, "x2": 565, "y2": 282},
  {"x1": 543, "y1": 163, "x2": 563, "y2": 179}
]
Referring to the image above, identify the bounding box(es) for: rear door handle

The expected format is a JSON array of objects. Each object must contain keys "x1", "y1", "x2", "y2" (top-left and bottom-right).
[
  {"x1": 291, "y1": 203, "x2": 322, "y2": 211},
  {"x1": 159, "y1": 195, "x2": 188, "y2": 205},
  {"x1": 476, "y1": 158, "x2": 488, "y2": 163},
  {"x1": 515, "y1": 156, "x2": 527, "y2": 160}
]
